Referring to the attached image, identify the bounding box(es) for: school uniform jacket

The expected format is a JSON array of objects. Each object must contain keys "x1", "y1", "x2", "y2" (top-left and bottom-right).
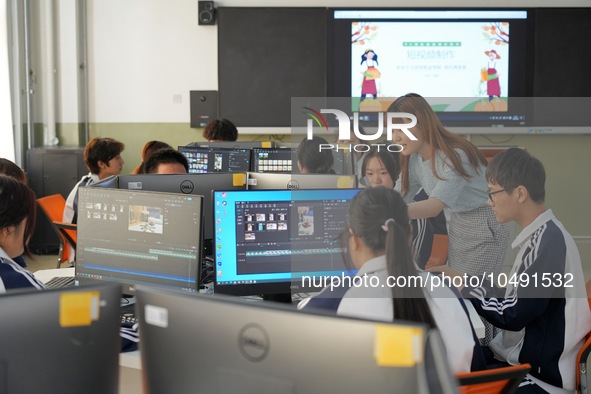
[
  {"x1": 299, "y1": 255, "x2": 483, "y2": 374},
  {"x1": 462, "y1": 209, "x2": 591, "y2": 393},
  {"x1": 0, "y1": 248, "x2": 45, "y2": 292}
]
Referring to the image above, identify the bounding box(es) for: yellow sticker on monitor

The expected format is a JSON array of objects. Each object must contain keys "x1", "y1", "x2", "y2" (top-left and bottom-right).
[
  {"x1": 232, "y1": 173, "x2": 246, "y2": 186},
  {"x1": 59, "y1": 291, "x2": 100, "y2": 327},
  {"x1": 261, "y1": 141, "x2": 272, "y2": 148},
  {"x1": 337, "y1": 176, "x2": 353, "y2": 189},
  {"x1": 374, "y1": 325, "x2": 423, "y2": 367}
]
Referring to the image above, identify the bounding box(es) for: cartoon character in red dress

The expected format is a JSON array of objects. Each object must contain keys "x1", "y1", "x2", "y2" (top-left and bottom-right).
[
  {"x1": 360, "y1": 49, "x2": 380, "y2": 101},
  {"x1": 484, "y1": 49, "x2": 501, "y2": 101}
]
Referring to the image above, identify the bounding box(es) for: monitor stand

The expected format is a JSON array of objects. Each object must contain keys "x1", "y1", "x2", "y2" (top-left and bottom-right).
[{"x1": 262, "y1": 293, "x2": 292, "y2": 304}]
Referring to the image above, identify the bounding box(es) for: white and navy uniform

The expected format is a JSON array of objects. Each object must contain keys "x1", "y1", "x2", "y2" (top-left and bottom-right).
[
  {"x1": 63, "y1": 173, "x2": 99, "y2": 263},
  {"x1": 0, "y1": 248, "x2": 45, "y2": 291},
  {"x1": 63, "y1": 173, "x2": 100, "y2": 225},
  {"x1": 462, "y1": 209, "x2": 591, "y2": 393},
  {"x1": 299, "y1": 255, "x2": 484, "y2": 374}
]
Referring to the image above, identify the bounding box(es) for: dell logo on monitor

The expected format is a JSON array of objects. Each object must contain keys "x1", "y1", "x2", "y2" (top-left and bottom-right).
[
  {"x1": 180, "y1": 180, "x2": 195, "y2": 194},
  {"x1": 238, "y1": 324, "x2": 269, "y2": 362},
  {"x1": 286, "y1": 180, "x2": 300, "y2": 190}
]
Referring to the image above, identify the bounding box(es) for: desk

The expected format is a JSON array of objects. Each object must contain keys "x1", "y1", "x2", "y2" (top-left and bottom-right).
[{"x1": 34, "y1": 268, "x2": 143, "y2": 394}]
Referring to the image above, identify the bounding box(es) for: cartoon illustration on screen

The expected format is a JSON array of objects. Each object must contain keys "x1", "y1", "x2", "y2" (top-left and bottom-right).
[
  {"x1": 360, "y1": 49, "x2": 380, "y2": 101},
  {"x1": 482, "y1": 49, "x2": 501, "y2": 101}
]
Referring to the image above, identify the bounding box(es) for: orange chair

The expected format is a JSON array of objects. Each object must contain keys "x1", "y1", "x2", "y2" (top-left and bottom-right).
[
  {"x1": 36, "y1": 194, "x2": 77, "y2": 268},
  {"x1": 456, "y1": 363, "x2": 531, "y2": 394}
]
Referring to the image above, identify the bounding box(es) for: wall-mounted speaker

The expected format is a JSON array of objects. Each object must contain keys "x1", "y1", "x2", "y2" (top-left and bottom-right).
[
  {"x1": 198, "y1": 1, "x2": 216, "y2": 25},
  {"x1": 190, "y1": 91, "x2": 218, "y2": 128}
]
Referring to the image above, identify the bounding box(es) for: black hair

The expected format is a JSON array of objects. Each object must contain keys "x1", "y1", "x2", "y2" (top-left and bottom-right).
[
  {"x1": 296, "y1": 136, "x2": 335, "y2": 174},
  {"x1": 84, "y1": 137, "x2": 125, "y2": 175},
  {"x1": 0, "y1": 158, "x2": 27, "y2": 183},
  {"x1": 347, "y1": 187, "x2": 436, "y2": 328},
  {"x1": 360, "y1": 49, "x2": 379, "y2": 66},
  {"x1": 203, "y1": 118, "x2": 238, "y2": 142},
  {"x1": 0, "y1": 175, "x2": 37, "y2": 258},
  {"x1": 486, "y1": 148, "x2": 545, "y2": 203},
  {"x1": 143, "y1": 149, "x2": 189, "y2": 174},
  {"x1": 361, "y1": 148, "x2": 401, "y2": 185},
  {"x1": 133, "y1": 140, "x2": 172, "y2": 174}
]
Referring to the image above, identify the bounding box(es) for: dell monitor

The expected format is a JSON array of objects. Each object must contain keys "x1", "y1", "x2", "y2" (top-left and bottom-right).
[
  {"x1": 213, "y1": 188, "x2": 363, "y2": 298},
  {"x1": 75, "y1": 187, "x2": 203, "y2": 295},
  {"x1": 135, "y1": 286, "x2": 457, "y2": 394},
  {"x1": 117, "y1": 173, "x2": 247, "y2": 256},
  {"x1": 178, "y1": 146, "x2": 251, "y2": 174},
  {"x1": 246, "y1": 172, "x2": 357, "y2": 190},
  {"x1": 0, "y1": 283, "x2": 121, "y2": 393}
]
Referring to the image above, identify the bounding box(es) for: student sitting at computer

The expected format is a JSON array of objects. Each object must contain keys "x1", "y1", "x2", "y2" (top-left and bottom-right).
[
  {"x1": 296, "y1": 136, "x2": 336, "y2": 174},
  {"x1": 203, "y1": 118, "x2": 238, "y2": 142},
  {"x1": 361, "y1": 148, "x2": 448, "y2": 270},
  {"x1": 64, "y1": 137, "x2": 125, "y2": 225},
  {"x1": 0, "y1": 158, "x2": 30, "y2": 268},
  {"x1": 143, "y1": 148, "x2": 189, "y2": 174},
  {"x1": 299, "y1": 187, "x2": 484, "y2": 374},
  {"x1": 0, "y1": 175, "x2": 46, "y2": 290},
  {"x1": 430, "y1": 148, "x2": 591, "y2": 393},
  {"x1": 0, "y1": 175, "x2": 139, "y2": 351},
  {"x1": 132, "y1": 140, "x2": 172, "y2": 174}
]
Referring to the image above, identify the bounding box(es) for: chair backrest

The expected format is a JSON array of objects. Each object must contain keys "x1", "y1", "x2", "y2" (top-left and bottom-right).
[
  {"x1": 37, "y1": 194, "x2": 69, "y2": 261},
  {"x1": 456, "y1": 363, "x2": 531, "y2": 394},
  {"x1": 37, "y1": 194, "x2": 66, "y2": 223}
]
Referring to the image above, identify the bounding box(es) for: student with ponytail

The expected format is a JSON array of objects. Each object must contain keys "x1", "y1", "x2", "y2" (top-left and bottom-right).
[{"x1": 299, "y1": 187, "x2": 484, "y2": 374}]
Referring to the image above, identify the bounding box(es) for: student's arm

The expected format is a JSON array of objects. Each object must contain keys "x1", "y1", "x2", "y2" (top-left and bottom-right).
[{"x1": 461, "y1": 231, "x2": 566, "y2": 331}]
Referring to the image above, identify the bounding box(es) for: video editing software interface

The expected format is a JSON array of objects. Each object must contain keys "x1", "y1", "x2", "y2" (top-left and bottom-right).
[
  {"x1": 76, "y1": 188, "x2": 203, "y2": 293},
  {"x1": 250, "y1": 148, "x2": 350, "y2": 175},
  {"x1": 251, "y1": 148, "x2": 293, "y2": 173},
  {"x1": 214, "y1": 189, "x2": 361, "y2": 294},
  {"x1": 178, "y1": 146, "x2": 251, "y2": 174}
]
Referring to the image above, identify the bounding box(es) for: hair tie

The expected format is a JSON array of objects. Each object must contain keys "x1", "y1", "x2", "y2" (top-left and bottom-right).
[{"x1": 381, "y1": 218, "x2": 395, "y2": 232}]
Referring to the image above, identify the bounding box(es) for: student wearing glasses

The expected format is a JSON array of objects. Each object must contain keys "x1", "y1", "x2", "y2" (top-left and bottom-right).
[{"x1": 431, "y1": 148, "x2": 591, "y2": 393}]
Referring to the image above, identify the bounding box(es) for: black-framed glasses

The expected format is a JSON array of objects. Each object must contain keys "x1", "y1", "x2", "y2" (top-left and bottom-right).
[{"x1": 487, "y1": 189, "x2": 506, "y2": 201}]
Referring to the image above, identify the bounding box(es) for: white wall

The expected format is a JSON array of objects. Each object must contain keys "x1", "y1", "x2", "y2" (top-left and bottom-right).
[
  {"x1": 86, "y1": 0, "x2": 590, "y2": 123},
  {"x1": 88, "y1": 0, "x2": 216, "y2": 122},
  {"x1": 55, "y1": 0, "x2": 80, "y2": 123},
  {"x1": 1, "y1": 0, "x2": 15, "y2": 160}
]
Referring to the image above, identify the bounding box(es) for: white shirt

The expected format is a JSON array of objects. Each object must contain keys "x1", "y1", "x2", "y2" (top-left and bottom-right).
[{"x1": 337, "y1": 255, "x2": 476, "y2": 374}]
